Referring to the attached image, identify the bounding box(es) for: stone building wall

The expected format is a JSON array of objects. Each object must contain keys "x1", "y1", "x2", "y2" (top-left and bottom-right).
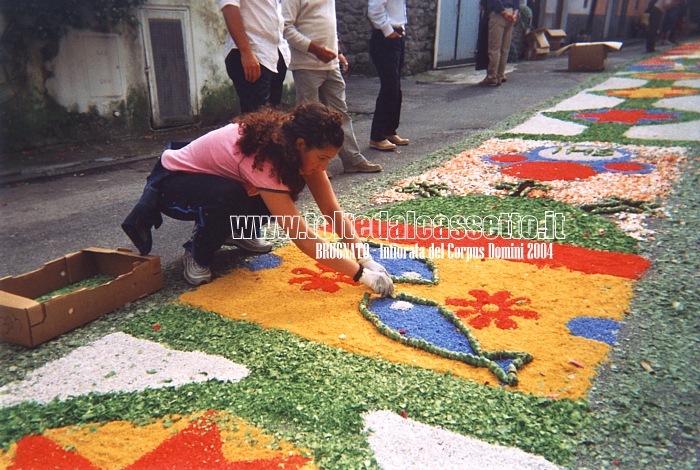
[{"x1": 336, "y1": 0, "x2": 438, "y2": 76}]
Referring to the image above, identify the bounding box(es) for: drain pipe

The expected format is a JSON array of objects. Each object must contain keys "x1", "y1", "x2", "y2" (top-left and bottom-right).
[{"x1": 585, "y1": 0, "x2": 599, "y2": 37}]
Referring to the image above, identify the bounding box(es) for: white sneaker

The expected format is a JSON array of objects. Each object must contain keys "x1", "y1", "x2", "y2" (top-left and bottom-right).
[
  {"x1": 224, "y1": 236, "x2": 273, "y2": 253},
  {"x1": 182, "y1": 250, "x2": 212, "y2": 285}
]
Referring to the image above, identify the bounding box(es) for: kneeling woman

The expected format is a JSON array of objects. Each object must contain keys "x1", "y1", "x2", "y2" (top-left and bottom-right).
[{"x1": 122, "y1": 103, "x2": 393, "y2": 296}]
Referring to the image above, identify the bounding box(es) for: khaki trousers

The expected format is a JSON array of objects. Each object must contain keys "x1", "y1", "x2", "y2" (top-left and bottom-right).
[
  {"x1": 293, "y1": 68, "x2": 365, "y2": 168},
  {"x1": 487, "y1": 9, "x2": 515, "y2": 81}
]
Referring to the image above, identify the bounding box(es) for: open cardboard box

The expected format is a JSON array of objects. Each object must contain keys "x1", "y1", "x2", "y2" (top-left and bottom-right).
[
  {"x1": 544, "y1": 29, "x2": 567, "y2": 51},
  {"x1": 526, "y1": 29, "x2": 550, "y2": 60},
  {"x1": 0, "y1": 248, "x2": 163, "y2": 347},
  {"x1": 556, "y1": 41, "x2": 623, "y2": 71}
]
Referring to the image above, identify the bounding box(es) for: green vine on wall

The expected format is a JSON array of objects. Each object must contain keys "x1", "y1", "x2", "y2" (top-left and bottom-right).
[
  {"x1": 2, "y1": 0, "x2": 146, "y2": 47},
  {"x1": 0, "y1": 0, "x2": 148, "y2": 151},
  {"x1": 1, "y1": 0, "x2": 147, "y2": 95}
]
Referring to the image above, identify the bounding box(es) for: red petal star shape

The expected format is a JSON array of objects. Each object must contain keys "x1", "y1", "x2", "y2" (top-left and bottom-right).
[
  {"x1": 125, "y1": 413, "x2": 311, "y2": 469},
  {"x1": 289, "y1": 263, "x2": 357, "y2": 293},
  {"x1": 571, "y1": 109, "x2": 679, "y2": 124},
  {"x1": 446, "y1": 290, "x2": 540, "y2": 330},
  {"x1": 8, "y1": 412, "x2": 311, "y2": 470}
]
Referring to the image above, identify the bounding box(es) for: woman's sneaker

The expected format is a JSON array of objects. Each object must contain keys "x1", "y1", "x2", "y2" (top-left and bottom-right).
[
  {"x1": 224, "y1": 236, "x2": 273, "y2": 253},
  {"x1": 182, "y1": 250, "x2": 212, "y2": 285}
]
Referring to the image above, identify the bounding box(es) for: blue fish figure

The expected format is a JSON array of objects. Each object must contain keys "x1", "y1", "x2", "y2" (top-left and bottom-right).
[{"x1": 360, "y1": 293, "x2": 533, "y2": 386}]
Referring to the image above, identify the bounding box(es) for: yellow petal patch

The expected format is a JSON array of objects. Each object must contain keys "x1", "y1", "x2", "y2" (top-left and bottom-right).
[{"x1": 181, "y1": 243, "x2": 633, "y2": 399}]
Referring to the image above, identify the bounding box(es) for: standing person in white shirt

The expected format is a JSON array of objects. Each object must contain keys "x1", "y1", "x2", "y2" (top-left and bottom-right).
[
  {"x1": 367, "y1": 0, "x2": 410, "y2": 152},
  {"x1": 219, "y1": 0, "x2": 290, "y2": 113},
  {"x1": 282, "y1": 0, "x2": 382, "y2": 175}
]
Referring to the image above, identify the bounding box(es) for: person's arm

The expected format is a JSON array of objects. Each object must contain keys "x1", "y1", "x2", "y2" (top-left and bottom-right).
[
  {"x1": 304, "y1": 171, "x2": 365, "y2": 258},
  {"x1": 338, "y1": 38, "x2": 349, "y2": 73},
  {"x1": 494, "y1": 0, "x2": 517, "y2": 22},
  {"x1": 308, "y1": 42, "x2": 338, "y2": 63},
  {"x1": 283, "y1": 0, "x2": 336, "y2": 63},
  {"x1": 221, "y1": 4, "x2": 261, "y2": 82},
  {"x1": 304, "y1": 171, "x2": 391, "y2": 275},
  {"x1": 487, "y1": 0, "x2": 514, "y2": 20},
  {"x1": 338, "y1": 52, "x2": 348, "y2": 73},
  {"x1": 368, "y1": 0, "x2": 401, "y2": 38},
  {"x1": 259, "y1": 185, "x2": 394, "y2": 295}
]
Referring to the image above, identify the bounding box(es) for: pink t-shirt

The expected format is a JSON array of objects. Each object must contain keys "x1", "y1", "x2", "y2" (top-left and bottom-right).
[{"x1": 160, "y1": 123, "x2": 290, "y2": 196}]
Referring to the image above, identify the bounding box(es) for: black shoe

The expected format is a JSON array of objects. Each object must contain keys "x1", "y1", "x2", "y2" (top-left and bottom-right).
[{"x1": 121, "y1": 202, "x2": 162, "y2": 255}]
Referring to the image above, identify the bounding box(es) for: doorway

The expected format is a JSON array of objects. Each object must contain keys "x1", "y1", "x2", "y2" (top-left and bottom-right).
[
  {"x1": 140, "y1": 7, "x2": 198, "y2": 128},
  {"x1": 435, "y1": 0, "x2": 482, "y2": 68}
]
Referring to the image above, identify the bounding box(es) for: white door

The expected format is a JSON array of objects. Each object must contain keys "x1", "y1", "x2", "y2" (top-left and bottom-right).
[{"x1": 435, "y1": 0, "x2": 482, "y2": 68}]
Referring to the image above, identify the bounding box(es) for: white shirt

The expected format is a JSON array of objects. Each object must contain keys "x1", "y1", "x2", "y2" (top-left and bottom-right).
[
  {"x1": 367, "y1": 0, "x2": 407, "y2": 38},
  {"x1": 218, "y1": 0, "x2": 289, "y2": 72},
  {"x1": 282, "y1": 0, "x2": 339, "y2": 71}
]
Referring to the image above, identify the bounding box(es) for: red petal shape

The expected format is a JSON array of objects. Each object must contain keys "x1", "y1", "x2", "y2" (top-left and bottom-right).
[
  {"x1": 501, "y1": 162, "x2": 598, "y2": 181},
  {"x1": 489, "y1": 154, "x2": 528, "y2": 163},
  {"x1": 124, "y1": 412, "x2": 311, "y2": 470},
  {"x1": 603, "y1": 162, "x2": 647, "y2": 172},
  {"x1": 9, "y1": 435, "x2": 100, "y2": 470},
  {"x1": 352, "y1": 220, "x2": 651, "y2": 279}
]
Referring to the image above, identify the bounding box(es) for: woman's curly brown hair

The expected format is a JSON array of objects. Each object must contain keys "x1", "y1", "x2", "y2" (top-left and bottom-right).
[{"x1": 234, "y1": 103, "x2": 344, "y2": 200}]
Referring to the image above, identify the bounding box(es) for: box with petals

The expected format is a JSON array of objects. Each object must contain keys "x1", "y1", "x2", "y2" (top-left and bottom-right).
[{"x1": 0, "y1": 248, "x2": 162, "y2": 347}]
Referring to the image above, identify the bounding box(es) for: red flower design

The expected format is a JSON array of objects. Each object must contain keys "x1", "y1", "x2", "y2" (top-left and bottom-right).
[
  {"x1": 446, "y1": 290, "x2": 540, "y2": 330},
  {"x1": 571, "y1": 109, "x2": 679, "y2": 124},
  {"x1": 289, "y1": 263, "x2": 357, "y2": 293}
]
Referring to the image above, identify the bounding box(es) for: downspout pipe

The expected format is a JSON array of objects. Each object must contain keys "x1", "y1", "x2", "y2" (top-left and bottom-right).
[{"x1": 585, "y1": 0, "x2": 599, "y2": 36}]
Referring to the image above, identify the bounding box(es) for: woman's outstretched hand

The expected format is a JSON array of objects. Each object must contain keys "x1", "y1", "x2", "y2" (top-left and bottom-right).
[
  {"x1": 358, "y1": 255, "x2": 390, "y2": 275},
  {"x1": 359, "y1": 269, "x2": 395, "y2": 297}
]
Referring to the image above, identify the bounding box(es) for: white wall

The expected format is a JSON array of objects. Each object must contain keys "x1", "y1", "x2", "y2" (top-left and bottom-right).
[
  {"x1": 44, "y1": 0, "x2": 231, "y2": 120},
  {"x1": 45, "y1": 29, "x2": 139, "y2": 115}
]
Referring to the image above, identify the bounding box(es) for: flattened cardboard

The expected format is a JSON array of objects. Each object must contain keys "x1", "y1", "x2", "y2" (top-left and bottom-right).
[
  {"x1": 0, "y1": 248, "x2": 163, "y2": 347},
  {"x1": 556, "y1": 41, "x2": 623, "y2": 72},
  {"x1": 526, "y1": 30, "x2": 550, "y2": 60},
  {"x1": 529, "y1": 29, "x2": 550, "y2": 49},
  {"x1": 544, "y1": 29, "x2": 567, "y2": 50},
  {"x1": 545, "y1": 29, "x2": 567, "y2": 38},
  {"x1": 526, "y1": 47, "x2": 550, "y2": 60}
]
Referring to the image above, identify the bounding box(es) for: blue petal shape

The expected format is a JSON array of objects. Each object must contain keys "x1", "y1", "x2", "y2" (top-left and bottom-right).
[
  {"x1": 244, "y1": 253, "x2": 283, "y2": 272},
  {"x1": 369, "y1": 246, "x2": 433, "y2": 282},
  {"x1": 495, "y1": 359, "x2": 514, "y2": 375},
  {"x1": 566, "y1": 317, "x2": 622, "y2": 345},
  {"x1": 625, "y1": 64, "x2": 674, "y2": 72},
  {"x1": 370, "y1": 297, "x2": 475, "y2": 355}
]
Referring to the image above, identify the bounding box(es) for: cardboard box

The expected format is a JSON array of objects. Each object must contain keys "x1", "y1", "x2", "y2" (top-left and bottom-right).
[
  {"x1": 525, "y1": 48, "x2": 550, "y2": 60},
  {"x1": 544, "y1": 29, "x2": 567, "y2": 51},
  {"x1": 526, "y1": 29, "x2": 550, "y2": 60},
  {"x1": 528, "y1": 29, "x2": 550, "y2": 49},
  {"x1": 556, "y1": 41, "x2": 623, "y2": 72},
  {"x1": 0, "y1": 248, "x2": 163, "y2": 347}
]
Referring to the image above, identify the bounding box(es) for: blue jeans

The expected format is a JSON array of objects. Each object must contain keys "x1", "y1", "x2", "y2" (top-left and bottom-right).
[{"x1": 156, "y1": 173, "x2": 271, "y2": 266}]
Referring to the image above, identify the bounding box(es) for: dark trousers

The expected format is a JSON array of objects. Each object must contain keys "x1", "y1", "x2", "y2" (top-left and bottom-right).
[
  {"x1": 225, "y1": 49, "x2": 287, "y2": 114},
  {"x1": 270, "y1": 53, "x2": 287, "y2": 107},
  {"x1": 369, "y1": 29, "x2": 404, "y2": 142},
  {"x1": 646, "y1": 7, "x2": 663, "y2": 52},
  {"x1": 476, "y1": 10, "x2": 490, "y2": 71},
  {"x1": 157, "y1": 173, "x2": 271, "y2": 266}
]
